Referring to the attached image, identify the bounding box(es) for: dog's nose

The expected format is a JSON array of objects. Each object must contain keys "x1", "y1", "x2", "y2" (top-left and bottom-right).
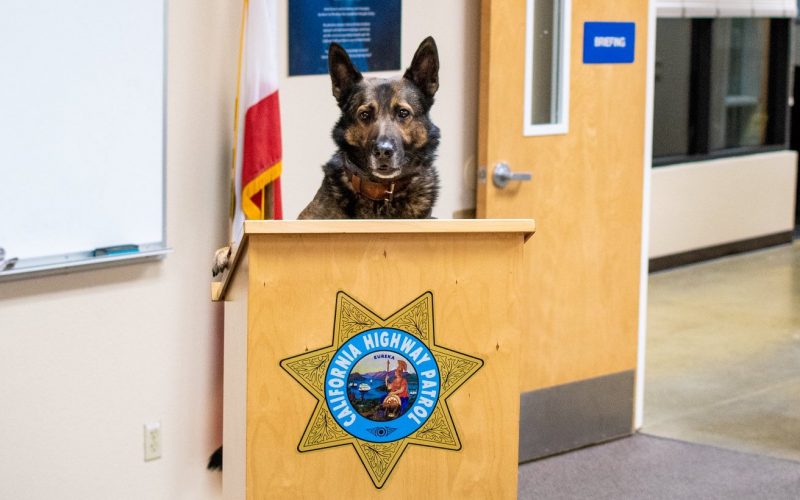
[{"x1": 372, "y1": 139, "x2": 395, "y2": 159}]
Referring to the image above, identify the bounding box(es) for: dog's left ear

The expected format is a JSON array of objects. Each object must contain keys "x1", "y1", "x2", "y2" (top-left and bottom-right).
[{"x1": 403, "y1": 37, "x2": 439, "y2": 98}]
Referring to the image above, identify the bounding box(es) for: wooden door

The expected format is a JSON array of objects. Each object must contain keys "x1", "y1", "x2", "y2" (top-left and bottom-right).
[{"x1": 477, "y1": 0, "x2": 649, "y2": 458}]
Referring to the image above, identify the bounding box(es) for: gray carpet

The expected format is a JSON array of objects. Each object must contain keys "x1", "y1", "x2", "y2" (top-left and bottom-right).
[{"x1": 518, "y1": 434, "x2": 800, "y2": 499}]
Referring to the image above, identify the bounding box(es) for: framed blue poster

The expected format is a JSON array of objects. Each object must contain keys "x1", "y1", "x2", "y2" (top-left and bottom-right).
[{"x1": 289, "y1": 0, "x2": 402, "y2": 76}]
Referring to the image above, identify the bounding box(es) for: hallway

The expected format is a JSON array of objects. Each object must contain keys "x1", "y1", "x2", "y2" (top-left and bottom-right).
[
  {"x1": 643, "y1": 240, "x2": 800, "y2": 462},
  {"x1": 517, "y1": 242, "x2": 800, "y2": 499}
]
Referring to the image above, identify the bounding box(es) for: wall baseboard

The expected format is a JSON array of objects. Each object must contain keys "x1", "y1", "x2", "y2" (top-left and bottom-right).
[
  {"x1": 649, "y1": 231, "x2": 794, "y2": 273},
  {"x1": 519, "y1": 370, "x2": 635, "y2": 463}
]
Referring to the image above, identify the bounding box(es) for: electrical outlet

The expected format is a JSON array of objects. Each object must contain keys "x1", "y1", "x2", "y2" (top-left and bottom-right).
[{"x1": 144, "y1": 422, "x2": 162, "y2": 461}]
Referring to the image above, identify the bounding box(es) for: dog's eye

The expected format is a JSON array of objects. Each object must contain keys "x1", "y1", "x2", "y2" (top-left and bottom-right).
[
  {"x1": 396, "y1": 108, "x2": 411, "y2": 120},
  {"x1": 358, "y1": 110, "x2": 372, "y2": 122}
]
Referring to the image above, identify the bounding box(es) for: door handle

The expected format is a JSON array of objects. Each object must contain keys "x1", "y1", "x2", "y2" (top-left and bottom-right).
[{"x1": 493, "y1": 162, "x2": 532, "y2": 188}]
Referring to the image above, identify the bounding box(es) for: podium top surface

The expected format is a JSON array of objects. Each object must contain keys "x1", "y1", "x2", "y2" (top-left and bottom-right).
[
  {"x1": 242, "y1": 218, "x2": 535, "y2": 239},
  {"x1": 212, "y1": 219, "x2": 535, "y2": 301}
]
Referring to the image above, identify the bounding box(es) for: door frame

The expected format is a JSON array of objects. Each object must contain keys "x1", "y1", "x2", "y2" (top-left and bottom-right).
[{"x1": 635, "y1": 0, "x2": 656, "y2": 429}]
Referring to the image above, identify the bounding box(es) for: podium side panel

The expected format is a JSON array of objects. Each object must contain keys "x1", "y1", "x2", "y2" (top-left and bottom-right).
[
  {"x1": 245, "y1": 233, "x2": 524, "y2": 499},
  {"x1": 222, "y1": 252, "x2": 248, "y2": 500}
]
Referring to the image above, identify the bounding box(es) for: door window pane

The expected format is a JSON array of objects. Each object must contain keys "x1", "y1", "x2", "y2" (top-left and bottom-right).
[
  {"x1": 524, "y1": 0, "x2": 570, "y2": 135},
  {"x1": 531, "y1": 0, "x2": 558, "y2": 124}
]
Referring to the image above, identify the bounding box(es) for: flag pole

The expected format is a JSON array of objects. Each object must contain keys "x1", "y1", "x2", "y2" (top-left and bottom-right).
[{"x1": 229, "y1": 0, "x2": 249, "y2": 235}]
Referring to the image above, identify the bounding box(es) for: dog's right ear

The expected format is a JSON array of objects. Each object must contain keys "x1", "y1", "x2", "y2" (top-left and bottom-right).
[{"x1": 328, "y1": 43, "x2": 363, "y2": 101}]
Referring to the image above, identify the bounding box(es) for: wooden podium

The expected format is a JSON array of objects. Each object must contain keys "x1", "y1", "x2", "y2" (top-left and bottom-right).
[{"x1": 212, "y1": 220, "x2": 534, "y2": 499}]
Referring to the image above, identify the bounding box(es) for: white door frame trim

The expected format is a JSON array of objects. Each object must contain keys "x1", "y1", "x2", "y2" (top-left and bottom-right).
[{"x1": 635, "y1": 0, "x2": 656, "y2": 430}]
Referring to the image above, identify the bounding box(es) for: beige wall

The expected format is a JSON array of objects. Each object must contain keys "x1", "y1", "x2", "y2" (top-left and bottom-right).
[
  {"x1": 0, "y1": 1, "x2": 479, "y2": 499},
  {"x1": 649, "y1": 151, "x2": 798, "y2": 258}
]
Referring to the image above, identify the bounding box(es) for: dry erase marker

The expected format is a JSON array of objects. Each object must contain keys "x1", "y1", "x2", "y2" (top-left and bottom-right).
[
  {"x1": 93, "y1": 244, "x2": 140, "y2": 257},
  {"x1": 0, "y1": 247, "x2": 17, "y2": 271}
]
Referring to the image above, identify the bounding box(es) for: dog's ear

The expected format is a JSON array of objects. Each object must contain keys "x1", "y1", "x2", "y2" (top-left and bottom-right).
[
  {"x1": 404, "y1": 37, "x2": 439, "y2": 98},
  {"x1": 328, "y1": 43, "x2": 363, "y2": 101}
]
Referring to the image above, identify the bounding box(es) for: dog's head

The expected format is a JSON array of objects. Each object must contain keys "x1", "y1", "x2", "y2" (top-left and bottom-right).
[{"x1": 327, "y1": 37, "x2": 440, "y2": 182}]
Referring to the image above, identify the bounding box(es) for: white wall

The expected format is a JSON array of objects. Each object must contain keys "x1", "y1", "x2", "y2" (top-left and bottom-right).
[
  {"x1": 0, "y1": 2, "x2": 479, "y2": 499},
  {"x1": 649, "y1": 151, "x2": 798, "y2": 258}
]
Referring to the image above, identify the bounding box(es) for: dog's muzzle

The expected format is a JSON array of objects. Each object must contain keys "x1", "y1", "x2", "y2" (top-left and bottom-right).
[{"x1": 370, "y1": 137, "x2": 402, "y2": 179}]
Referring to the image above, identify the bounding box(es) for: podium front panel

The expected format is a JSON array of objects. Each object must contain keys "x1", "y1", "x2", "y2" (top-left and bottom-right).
[{"x1": 221, "y1": 223, "x2": 531, "y2": 499}]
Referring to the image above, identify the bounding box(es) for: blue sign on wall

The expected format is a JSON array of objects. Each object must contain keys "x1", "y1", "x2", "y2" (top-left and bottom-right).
[
  {"x1": 583, "y1": 22, "x2": 636, "y2": 64},
  {"x1": 289, "y1": 0, "x2": 401, "y2": 76}
]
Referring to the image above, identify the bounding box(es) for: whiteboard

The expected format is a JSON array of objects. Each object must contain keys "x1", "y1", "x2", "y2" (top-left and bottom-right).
[{"x1": 0, "y1": 0, "x2": 167, "y2": 276}]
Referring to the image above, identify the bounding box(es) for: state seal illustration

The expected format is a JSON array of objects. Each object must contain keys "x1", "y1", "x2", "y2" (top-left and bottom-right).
[{"x1": 280, "y1": 291, "x2": 483, "y2": 488}]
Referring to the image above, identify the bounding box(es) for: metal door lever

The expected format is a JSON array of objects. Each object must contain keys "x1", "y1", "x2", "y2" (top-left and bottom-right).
[{"x1": 493, "y1": 162, "x2": 532, "y2": 188}]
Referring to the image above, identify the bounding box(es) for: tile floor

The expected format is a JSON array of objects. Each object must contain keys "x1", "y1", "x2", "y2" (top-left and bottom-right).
[{"x1": 643, "y1": 240, "x2": 800, "y2": 462}]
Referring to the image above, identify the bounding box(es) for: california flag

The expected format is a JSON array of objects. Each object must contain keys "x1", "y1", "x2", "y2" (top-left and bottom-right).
[{"x1": 232, "y1": 0, "x2": 283, "y2": 244}]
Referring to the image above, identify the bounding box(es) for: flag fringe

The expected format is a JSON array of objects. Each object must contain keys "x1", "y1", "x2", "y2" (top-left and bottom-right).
[{"x1": 242, "y1": 162, "x2": 282, "y2": 220}]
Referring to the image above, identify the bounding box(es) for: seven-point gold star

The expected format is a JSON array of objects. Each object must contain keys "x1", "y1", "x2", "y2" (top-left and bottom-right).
[{"x1": 280, "y1": 291, "x2": 483, "y2": 488}]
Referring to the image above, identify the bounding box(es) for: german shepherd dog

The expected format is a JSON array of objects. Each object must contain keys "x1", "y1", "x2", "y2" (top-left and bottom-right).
[
  {"x1": 209, "y1": 38, "x2": 441, "y2": 469},
  {"x1": 298, "y1": 36, "x2": 441, "y2": 219}
]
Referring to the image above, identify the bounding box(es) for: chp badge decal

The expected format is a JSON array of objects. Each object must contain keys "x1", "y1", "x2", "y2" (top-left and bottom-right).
[{"x1": 280, "y1": 291, "x2": 483, "y2": 488}]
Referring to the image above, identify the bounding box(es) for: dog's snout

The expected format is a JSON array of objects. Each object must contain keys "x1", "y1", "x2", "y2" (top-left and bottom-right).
[{"x1": 372, "y1": 138, "x2": 395, "y2": 159}]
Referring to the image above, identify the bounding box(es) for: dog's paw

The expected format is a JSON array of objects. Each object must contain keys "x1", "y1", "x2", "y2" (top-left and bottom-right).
[{"x1": 212, "y1": 246, "x2": 232, "y2": 277}]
